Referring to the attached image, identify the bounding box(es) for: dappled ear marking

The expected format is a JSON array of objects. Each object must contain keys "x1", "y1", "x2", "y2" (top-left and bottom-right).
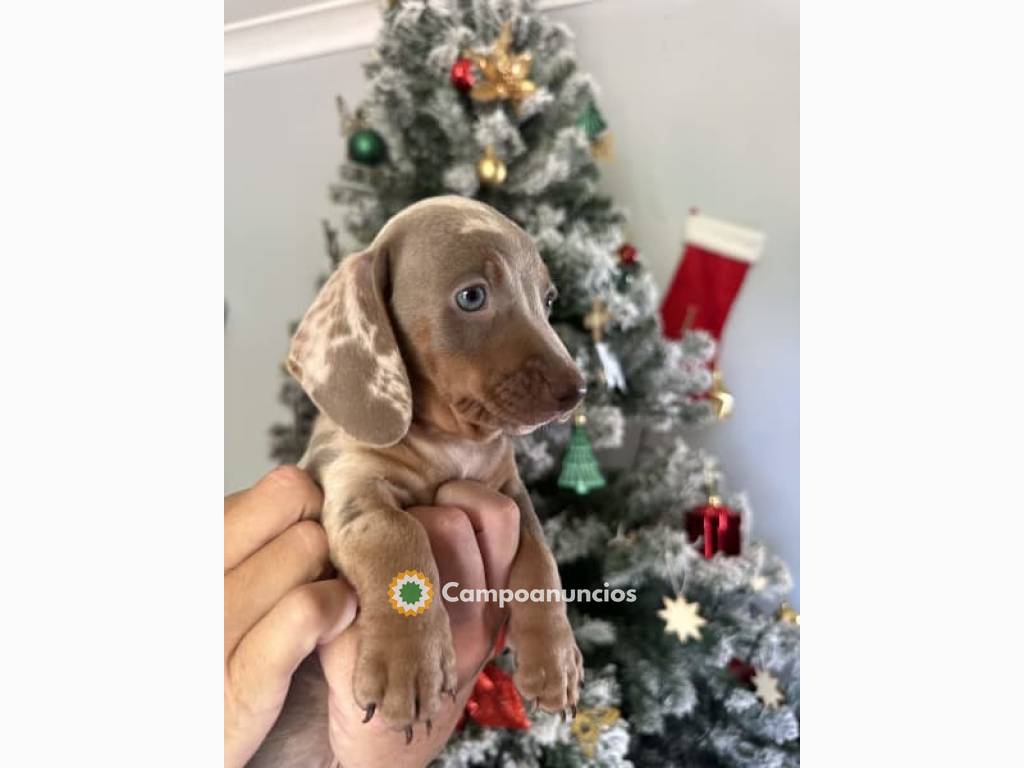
[{"x1": 286, "y1": 247, "x2": 412, "y2": 446}]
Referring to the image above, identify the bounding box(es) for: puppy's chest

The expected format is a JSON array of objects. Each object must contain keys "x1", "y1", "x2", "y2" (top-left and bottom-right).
[
  {"x1": 306, "y1": 418, "x2": 515, "y2": 508},
  {"x1": 401, "y1": 430, "x2": 512, "y2": 496}
]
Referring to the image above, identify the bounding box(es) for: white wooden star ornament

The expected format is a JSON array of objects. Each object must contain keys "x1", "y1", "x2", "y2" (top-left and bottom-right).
[
  {"x1": 751, "y1": 668, "x2": 784, "y2": 709},
  {"x1": 657, "y1": 595, "x2": 706, "y2": 644}
]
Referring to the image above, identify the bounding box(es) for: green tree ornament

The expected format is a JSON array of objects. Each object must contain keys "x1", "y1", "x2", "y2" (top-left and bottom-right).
[
  {"x1": 577, "y1": 101, "x2": 608, "y2": 141},
  {"x1": 558, "y1": 411, "x2": 606, "y2": 495}
]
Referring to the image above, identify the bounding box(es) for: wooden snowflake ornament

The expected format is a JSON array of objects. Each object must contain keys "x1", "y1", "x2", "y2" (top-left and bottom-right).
[
  {"x1": 657, "y1": 595, "x2": 706, "y2": 644},
  {"x1": 751, "y1": 668, "x2": 784, "y2": 709}
]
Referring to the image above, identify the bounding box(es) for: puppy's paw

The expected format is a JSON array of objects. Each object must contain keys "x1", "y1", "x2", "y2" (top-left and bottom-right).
[
  {"x1": 507, "y1": 612, "x2": 583, "y2": 716},
  {"x1": 350, "y1": 609, "x2": 457, "y2": 736}
]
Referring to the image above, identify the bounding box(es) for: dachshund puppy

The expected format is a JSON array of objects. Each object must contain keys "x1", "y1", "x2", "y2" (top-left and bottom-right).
[{"x1": 286, "y1": 196, "x2": 586, "y2": 742}]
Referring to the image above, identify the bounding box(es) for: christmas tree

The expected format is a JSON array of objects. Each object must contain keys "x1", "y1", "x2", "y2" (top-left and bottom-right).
[{"x1": 271, "y1": 1, "x2": 799, "y2": 765}]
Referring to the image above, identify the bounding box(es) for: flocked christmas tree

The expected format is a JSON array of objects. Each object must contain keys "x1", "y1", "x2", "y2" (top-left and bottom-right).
[{"x1": 271, "y1": 1, "x2": 799, "y2": 765}]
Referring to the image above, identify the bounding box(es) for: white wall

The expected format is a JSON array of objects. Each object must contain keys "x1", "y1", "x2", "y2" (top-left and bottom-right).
[{"x1": 225, "y1": 0, "x2": 799, "y2": 603}]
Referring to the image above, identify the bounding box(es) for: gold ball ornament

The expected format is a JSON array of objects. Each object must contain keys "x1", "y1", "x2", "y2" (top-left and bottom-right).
[{"x1": 477, "y1": 146, "x2": 507, "y2": 186}]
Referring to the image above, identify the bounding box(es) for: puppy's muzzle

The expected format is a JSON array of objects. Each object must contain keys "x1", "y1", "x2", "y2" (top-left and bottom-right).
[{"x1": 548, "y1": 368, "x2": 587, "y2": 413}]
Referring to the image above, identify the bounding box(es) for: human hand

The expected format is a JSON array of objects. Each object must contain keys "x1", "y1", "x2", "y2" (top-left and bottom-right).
[
  {"x1": 320, "y1": 480, "x2": 521, "y2": 767},
  {"x1": 224, "y1": 467, "x2": 357, "y2": 768}
]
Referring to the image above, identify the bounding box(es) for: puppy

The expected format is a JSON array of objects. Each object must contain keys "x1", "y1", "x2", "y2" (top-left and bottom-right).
[{"x1": 286, "y1": 196, "x2": 585, "y2": 743}]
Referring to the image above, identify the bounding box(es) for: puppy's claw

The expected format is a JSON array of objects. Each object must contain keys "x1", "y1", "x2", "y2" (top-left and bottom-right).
[
  {"x1": 426, "y1": 719, "x2": 433, "y2": 736},
  {"x1": 446, "y1": 688, "x2": 457, "y2": 702},
  {"x1": 561, "y1": 709, "x2": 567, "y2": 723},
  {"x1": 404, "y1": 726, "x2": 414, "y2": 745},
  {"x1": 362, "y1": 704, "x2": 376, "y2": 723},
  {"x1": 571, "y1": 704, "x2": 578, "y2": 719}
]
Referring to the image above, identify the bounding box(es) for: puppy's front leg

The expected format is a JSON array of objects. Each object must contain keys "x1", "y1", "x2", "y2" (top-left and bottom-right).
[
  {"x1": 501, "y1": 476, "x2": 583, "y2": 716},
  {"x1": 323, "y1": 480, "x2": 457, "y2": 737}
]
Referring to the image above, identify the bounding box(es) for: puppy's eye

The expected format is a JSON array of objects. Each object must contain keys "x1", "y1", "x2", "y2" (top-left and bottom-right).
[
  {"x1": 544, "y1": 290, "x2": 558, "y2": 314},
  {"x1": 455, "y1": 284, "x2": 488, "y2": 312}
]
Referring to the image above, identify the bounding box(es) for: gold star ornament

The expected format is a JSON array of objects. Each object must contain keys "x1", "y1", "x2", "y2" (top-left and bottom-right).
[
  {"x1": 657, "y1": 595, "x2": 706, "y2": 644},
  {"x1": 467, "y1": 22, "x2": 536, "y2": 108}
]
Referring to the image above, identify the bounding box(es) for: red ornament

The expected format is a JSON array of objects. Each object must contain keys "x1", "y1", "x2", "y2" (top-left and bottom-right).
[
  {"x1": 450, "y1": 58, "x2": 476, "y2": 92},
  {"x1": 727, "y1": 657, "x2": 756, "y2": 687},
  {"x1": 460, "y1": 663, "x2": 530, "y2": 730},
  {"x1": 617, "y1": 243, "x2": 638, "y2": 265},
  {"x1": 685, "y1": 495, "x2": 742, "y2": 558}
]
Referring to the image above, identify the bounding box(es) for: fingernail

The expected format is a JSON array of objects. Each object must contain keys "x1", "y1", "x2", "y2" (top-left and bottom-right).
[{"x1": 362, "y1": 703, "x2": 376, "y2": 723}]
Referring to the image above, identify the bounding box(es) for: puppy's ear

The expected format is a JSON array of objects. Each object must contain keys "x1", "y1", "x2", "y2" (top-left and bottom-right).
[{"x1": 287, "y1": 246, "x2": 412, "y2": 446}]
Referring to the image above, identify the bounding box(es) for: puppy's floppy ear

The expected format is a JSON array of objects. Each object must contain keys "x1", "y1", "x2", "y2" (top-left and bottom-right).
[{"x1": 286, "y1": 246, "x2": 412, "y2": 446}]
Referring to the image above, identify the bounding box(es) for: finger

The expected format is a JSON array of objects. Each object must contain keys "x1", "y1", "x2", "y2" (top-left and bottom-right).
[
  {"x1": 227, "y1": 578, "x2": 357, "y2": 728},
  {"x1": 224, "y1": 520, "x2": 330, "y2": 654},
  {"x1": 224, "y1": 466, "x2": 323, "y2": 570},
  {"x1": 434, "y1": 481, "x2": 521, "y2": 590},
  {"x1": 408, "y1": 505, "x2": 486, "y2": 621}
]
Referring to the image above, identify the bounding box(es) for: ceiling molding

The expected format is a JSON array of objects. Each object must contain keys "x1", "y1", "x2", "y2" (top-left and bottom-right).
[{"x1": 225, "y1": 0, "x2": 597, "y2": 74}]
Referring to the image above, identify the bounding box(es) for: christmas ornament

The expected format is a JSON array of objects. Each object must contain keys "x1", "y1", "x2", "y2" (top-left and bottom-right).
[
  {"x1": 617, "y1": 242, "x2": 638, "y2": 265},
  {"x1": 584, "y1": 298, "x2": 627, "y2": 393},
  {"x1": 727, "y1": 657, "x2": 756, "y2": 687},
  {"x1": 477, "y1": 145, "x2": 507, "y2": 186},
  {"x1": 347, "y1": 126, "x2": 387, "y2": 166},
  {"x1": 657, "y1": 594, "x2": 706, "y2": 644},
  {"x1": 462, "y1": 664, "x2": 530, "y2": 730},
  {"x1": 751, "y1": 668, "x2": 784, "y2": 709},
  {"x1": 577, "y1": 101, "x2": 607, "y2": 140},
  {"x1": 577, "y1": 100, "x2": 613, "y2": 158},
  {"x1": 684, "y1": 472, "x2": 742, "y2": 558},
  {"x1": 558, "y1": 409, "x2": 606, "y2": 495},
  {"x1": 707, "y1": 369, "x2": 735, "y2": 420},
  {"x1": 450, "y1": 57, "x2": 476, "y2": 92},
  {"x1": 660, "y1": 210, "x2": 764, "y2": 346},
  {"x1": 778, "y1": 602, "x2": 800, "y2": 626},
  {"x1": 570, "y1": 706, "x2": 620, "y2": 758},
  {"x1": 466, "y1": 22, "x2": 536, "y2": 108},
  {"x1": 335, "y1": 96, "x2": 389, "y2": 167}
]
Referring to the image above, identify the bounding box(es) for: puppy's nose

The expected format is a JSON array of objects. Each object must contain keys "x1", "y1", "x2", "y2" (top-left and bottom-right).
[{"x1": 552, "y1": 374, "x2": 587, "y2": 411}]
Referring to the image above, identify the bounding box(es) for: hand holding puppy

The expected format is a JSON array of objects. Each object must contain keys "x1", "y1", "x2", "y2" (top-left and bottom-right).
[{"x1": 225, "y1": 468, "x2": 521, "y2": 768}]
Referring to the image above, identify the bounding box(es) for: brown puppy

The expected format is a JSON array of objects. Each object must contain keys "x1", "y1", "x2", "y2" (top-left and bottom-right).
[{"x1": 287, "y1": 196, "x2": 585, "y2": 739}]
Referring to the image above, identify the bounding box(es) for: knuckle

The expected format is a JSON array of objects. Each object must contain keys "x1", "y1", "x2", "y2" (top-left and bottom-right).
[
  {"x1": 287, "y1": 520, "x2": 329, "y2": 564},
  {"x1": 263, "y1": 465, "x2": 321, "y2": 504},
  {"x1": 494, "y1": 495, "x2": 521, "y2": 522},
  {"x1": 430, "y1": 505, "x2": 474, "y2": 538},
  {"x1": 281, "y1": 584, "x2": 328, "y2": 631}
]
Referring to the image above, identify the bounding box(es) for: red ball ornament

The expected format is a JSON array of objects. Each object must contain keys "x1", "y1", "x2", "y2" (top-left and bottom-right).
[
  {"x1": 450, "y1": 58, "x2": 476, "y2": 92},
  {"x1": 618, "y1": 243, "x2": 638, "y2": 265}
]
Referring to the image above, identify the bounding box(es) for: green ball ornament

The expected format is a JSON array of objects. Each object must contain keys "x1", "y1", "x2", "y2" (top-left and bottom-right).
[{"x1": 348, "y1": 127, "x2": 387, "y2": 166}]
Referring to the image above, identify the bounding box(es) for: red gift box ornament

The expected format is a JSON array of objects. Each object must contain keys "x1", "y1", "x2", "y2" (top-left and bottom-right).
[
  {"x1": 461, "y1": 663, "x2": 530, "y2": 731},
  {"x1": 685, "y1": 473, "x2": 742, "y2": 558}
]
